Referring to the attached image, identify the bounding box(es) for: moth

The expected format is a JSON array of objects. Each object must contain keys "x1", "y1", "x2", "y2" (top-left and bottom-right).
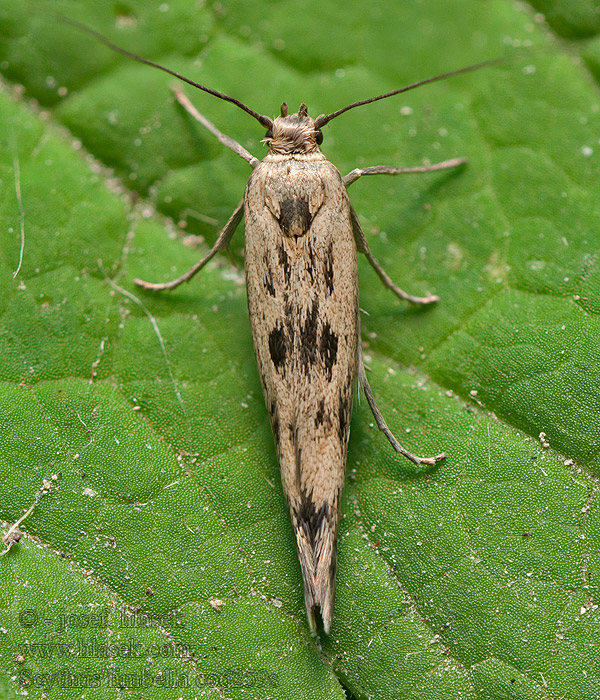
[{"x1": 64, "y1": 18, "x2": 500, "y2": 634}]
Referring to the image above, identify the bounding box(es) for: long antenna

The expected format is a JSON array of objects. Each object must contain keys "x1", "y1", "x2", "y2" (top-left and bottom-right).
[
  {"x1": 314, "y1": 57, "x2": 505, "y2": 128},
  {"x1": 59, "y1": 16, "x2": 273, "y2": 129}
]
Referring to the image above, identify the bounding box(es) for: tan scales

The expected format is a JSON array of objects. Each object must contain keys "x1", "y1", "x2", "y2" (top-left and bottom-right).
[{"x1": 246, "y1": 142, "x2": 359, "y2": 631}]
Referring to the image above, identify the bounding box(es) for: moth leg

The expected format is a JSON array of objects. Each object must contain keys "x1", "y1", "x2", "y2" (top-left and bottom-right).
[
  {"x1": 343, "y1": 157, "x2": 466, "y2": 187},
  {"x1": 134, "y1": 199, "x2": 244, "y2": 291},
  {"x1": 358, "y1": 346, "x2": 446, "y2": 466},
  {"x1": 349, "y1": 206, "x2": 438, "y2": 305},
  {"x1": 173, "y1": 87, "x2": 260, "y2": 169}
]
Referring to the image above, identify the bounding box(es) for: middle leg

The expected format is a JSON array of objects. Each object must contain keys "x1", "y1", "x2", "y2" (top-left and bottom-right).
[{"x1": 346, "y1": 157, "x2": 466, "y2": 304}]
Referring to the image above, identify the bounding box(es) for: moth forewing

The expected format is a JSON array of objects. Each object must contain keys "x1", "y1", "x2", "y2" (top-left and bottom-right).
[
  {"x1": 245, "y1": 147, "x2": 359, "y2": 633},
  {"x1": 62, "y1": 18, "x2": 501, "y2": 634}
]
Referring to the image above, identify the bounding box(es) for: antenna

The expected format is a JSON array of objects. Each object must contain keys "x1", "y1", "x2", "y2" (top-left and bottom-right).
[
  {"x1": 314, "y1": 57, "x2": 505, "y2": 128},
  {"x1": 59, "y1": 16, "x2": 273, "y2": 129}
]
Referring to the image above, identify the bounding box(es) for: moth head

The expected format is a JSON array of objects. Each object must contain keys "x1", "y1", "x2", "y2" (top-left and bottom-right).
[{"x1": 262, "y1": 102, "x2": 323, "y2": 155}]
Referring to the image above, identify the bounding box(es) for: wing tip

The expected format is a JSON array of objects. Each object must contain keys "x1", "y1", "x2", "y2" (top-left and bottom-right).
[
  {"x1": 294, "y1": 508, "x2": 338, "y2": 635},
  {"x1": 307, "y1": 602, "x2": 333, "y2": 636}
]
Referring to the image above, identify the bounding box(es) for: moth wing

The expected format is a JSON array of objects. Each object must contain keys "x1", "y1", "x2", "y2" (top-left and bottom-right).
[{"x1": 245, "y1": 158, "x2": 359, "y2": 632}]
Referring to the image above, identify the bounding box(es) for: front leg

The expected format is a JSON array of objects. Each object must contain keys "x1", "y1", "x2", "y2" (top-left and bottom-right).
[
  {"x1": 343, "y1": 157, "x2": 466, "y2": 187},
  {"x1": 134, "y1": 199, "x2": 244, "y2": 291},
  {"x1": 173, "y1": 87, "x2": 259, "y2": 169}
]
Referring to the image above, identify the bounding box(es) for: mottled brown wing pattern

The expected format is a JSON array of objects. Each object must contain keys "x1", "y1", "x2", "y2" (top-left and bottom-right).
[{"x1": 244, "y1": 154, "x2": 359, "y2": 632}]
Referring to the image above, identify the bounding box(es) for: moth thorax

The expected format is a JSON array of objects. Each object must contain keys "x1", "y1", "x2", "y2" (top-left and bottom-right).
[{"x1": 266, "y1": 110, "x2": 320, "y2": 155}]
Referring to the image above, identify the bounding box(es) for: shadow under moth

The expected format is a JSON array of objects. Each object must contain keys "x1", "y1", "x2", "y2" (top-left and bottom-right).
[{"x1": 63, "y1": 18, "x2": 502, "y2": 634}]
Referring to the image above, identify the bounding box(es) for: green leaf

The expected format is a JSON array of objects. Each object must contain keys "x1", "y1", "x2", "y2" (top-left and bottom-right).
[{"x1": 1, "y1": 1, "x2": 599, "y2": 698}]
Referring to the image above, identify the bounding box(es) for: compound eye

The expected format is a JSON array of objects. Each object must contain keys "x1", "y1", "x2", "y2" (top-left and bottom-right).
[
  {"x1": 265, "y1": 129, "x2": 273, "y2": 139},
  {"x1": 316, "y1": 130, "x2": 323, "y2": 145}
]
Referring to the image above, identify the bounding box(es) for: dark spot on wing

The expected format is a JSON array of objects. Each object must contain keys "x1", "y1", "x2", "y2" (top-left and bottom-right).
[
  {"x1": 338, "y1": 388, "x2": 352, "y2": 445},
  {"x1": 269, "y1": 401, "x2": 279, "y2": 443},
  {"x1": 319, "y1": 323, "x2": 338, "y2": 381},
  {"x1": 295, "y1": 499, "x2": 332, "y2": 547},
  {"x1": 265, "y1": 275, "x2": 276, "y2": 297},
  {"x1": 264, "y1": 256, "x2": 276, "y2": 296},
  {"x1": 278, "y1": 244, "x2": 290, "y2": 283},
  {"x1": 324, "y1": 240, "x2": 334, "y2": 294},
  {"x1": 306, "y1": 239, "x2": 316, "y2": 284},
  {"x1": 315, "y1": 398, "x2": 325, "y2": 428},
  {"x1": 277, "y1": 197, "x2": 313, "y2": 237},
  {"x1": 269, "y1": 324, "x2": 287, "y2": 371}
]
